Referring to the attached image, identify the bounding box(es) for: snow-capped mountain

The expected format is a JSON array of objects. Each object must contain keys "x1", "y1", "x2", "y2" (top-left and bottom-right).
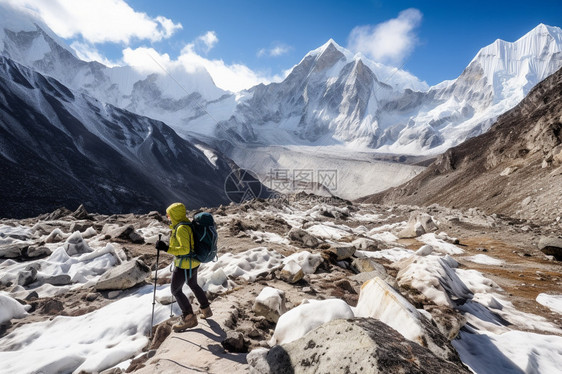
[
  {"x1": 0, "y1": 3, "x2": 226, "y2": 137},
  {"x1": 214, "y1": 25, "x2": 562, "y2": 155},
  {"x1": 3, "y1": 2, "x2": 561, "y2": 157},
  {"x1": 0, "y1": 55, "x2": 263, "y2": 218}
]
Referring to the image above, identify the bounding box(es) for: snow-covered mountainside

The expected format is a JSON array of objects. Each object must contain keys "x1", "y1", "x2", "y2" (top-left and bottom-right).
[
  {"x1": 3, "y1": 3, "x2": 561, "y2": 158},
  {"x1": 215, "y1": 25, "x2": 562, "y2": 155},
  {"x1": 363, "y1": 65, "x2": 562, "y2": 225},
  {"x1": 0, "y1": 3, "x2": 227, "y2": 137},
  {"x1": 0, "y1": 55, "x2": 264, "y2": 218}
]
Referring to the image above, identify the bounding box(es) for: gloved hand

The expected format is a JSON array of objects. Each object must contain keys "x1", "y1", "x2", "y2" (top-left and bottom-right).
[{"x1": 155, "y1": 240, "x2": 169, "y2": 252}]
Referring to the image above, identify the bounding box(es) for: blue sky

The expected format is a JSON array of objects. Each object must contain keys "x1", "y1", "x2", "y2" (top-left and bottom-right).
[{"x1": 6, "y1": 0, "x2": 562, "y2": 91}]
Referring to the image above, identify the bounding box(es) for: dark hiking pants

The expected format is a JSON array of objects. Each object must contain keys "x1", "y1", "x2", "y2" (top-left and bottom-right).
[{"x1": 171, "y1": 266, "x2": 210, "y2": 316}]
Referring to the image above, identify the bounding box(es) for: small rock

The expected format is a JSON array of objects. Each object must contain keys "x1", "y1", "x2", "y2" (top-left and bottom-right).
[
  {"x1": 85, "y1": 293, "x2": 98, "y2": 302},
  {"x1": 24, "y1": 246, "x2": 52, "y2": 259},
  {"x1": 221, "y1": 331, "x2": 248, "y2": 353},
  {"x1": 41, "y1": 299, "x2": 64, "y2": 315},
  {"x1": 149, "y1": 323, "x2": 172, "y2": 350},
  {"x1": 25, "y1": 291, "x2": 39, "y2": 301},
  {"x1": 17, "y1": 265, "x2": 39, "y2": 286},
  {"x1": 328, "y1": 245, "x2": 356, "y2": 261},
  {"x1": 44, "y1": 274, "x2": 72, "y2": 286},
  {"x1": 279, "y1": 260, "x2": 304, "y2": 284},
  {"x1": 253, "y1": 286, "x2": 287, "y2": 323},
  {"x1": 95, "y1": 260, "x2": 150, "y2": 291},
  {"x1": 416, "y1": 245, "x2": 434, "y2": 256},
  {"x1": 64, "y1": 232, "x2": 93, "y2": 256},
  {"x1": 288, "y1": 228, "x2": 320, "y2": 248},
  {"x1": 538, "y1": 236, "x2": 562, "y2": 260},
  {"x1": 108, "y1": 290, "x2": 122, "y2": 299},
  {"x1": 72, "y1": 204, "x2": 91, "y2": 220},
  {"x1": 500, "y1": 166, "x2": 518, "y2": 176}
]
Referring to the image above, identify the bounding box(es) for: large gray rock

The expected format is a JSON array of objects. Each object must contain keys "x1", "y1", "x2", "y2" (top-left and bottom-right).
[
  {"x1": 288, "y1": 228, "x2": 320, "y2": 248},
  {"x1": 17, "y1": 264, "x2": 39, "y2": 286},
  {"x1": 279, "y1": 260, "x2": 304, "y2": 284},
  {"x1": 538, "y1": 236, "x2": 562, "y2": 260},
  {"x1": 102, "y1": 224, "x2": 144, "y2": 244},
  {"x1": 72, "y1": 204, "x2": 91, "y2": 220},
  {"x1": 248, "y1": 318, "x2": 469, "y2": 374},
  {"x1": 64, "y1": 232, "x2": 93, "y2": 256},
  {"x1": 95, "y1": 260, "x2": 150, "y2": 290},
  {"x1": 253, "y1": 287, "x2": 287, "y2": 323},
  {"x1": 397, "y1": 211, "x2": 438, "y2": 239},
  {"x1": 43, "y1": 274, "x2": 72, "y2": 286},
  {"x1": 352, "y1": 257, "x2": 386, "y2": 274},
  {"x1": 0, "y1": 245, "x2": 25, "y2": 259},
  {"x1": 327, "y1": 245, "x2": 356, "y2": 261}
]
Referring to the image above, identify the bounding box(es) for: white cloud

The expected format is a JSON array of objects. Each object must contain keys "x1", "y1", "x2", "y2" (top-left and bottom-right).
[
  {"x1": 258, "y1": 44, "x2": 291, "y2": 58},
  {"x1": 7, "y1": 0, "x2": 182, "y2": 44},
  {"x1": 122, "y1": 33, "x2": 283, "y2": 92},
  {"x1": 122, "y1": 46, "x2": 172, "y2": 73},
  {"x1": 347, "y1": 8, "x2": 422, "y2": 66},
  {"x1": 70, "y1": 41, "x2": 119, "y2": 67}
]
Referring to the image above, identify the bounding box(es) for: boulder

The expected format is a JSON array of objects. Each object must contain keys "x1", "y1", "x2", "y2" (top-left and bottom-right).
[
  {"x1": 279, "y1": 260, "x2": 304, "y2": 284},
  {"x1": 352, "y1": 237, "x2": 380, "y2": 251},
  {"x1": 416, "y1": 244, "x2": 434, "y2": 256},
  {"x1": 72, "y1": 204, "x2": 91, "y2": 220},
  {"x1": 288, "y1": 228, "x2": 320, "y2": 248},
  {"x1": 70, "y1": 222, "x2": 93, "y2": 233},
  {"x1": 95, "y1": 260, "x2": 150, "y2": 291},
  {"x1": 538, "y1": 236, "x2": 562, "y2": 260},
  {"x1": 249, "y1": 318, "x2": 470, "y2": 374},
  {"x1": 327, "y1": 245, "x2": 356, "y2": 261},
  {"x1": 270, "y1": 299, "x2": 354, "y2": 346},
  {"x1": 221, "y1": 331, "x2": 248, "y2": 353},
  {"x1": 355, "y1": 277, "x2": 459, "y2": 361},
  {"x1": 64, "y1": 232, "x2": 93, "y2": 256},
  {"x1": 41, "y1": 299, "x2": 64, "y2": 315},
  {"x1": 43, "y1": 274, "x2": 72, "y2": 286},
  {"x1": 23, "y1": 246, "x2": 52, "y2": 259},
  {"x1": 397, "y1": 212, "x2": 438, "y2": 239},
  {"x1": 282, "y1": 251, "x2": 323, "y2": 275},
  {"x1": 41, "y1": 207, "x2": 72, "y2": 221},
  {"x1": 45, "y1": 229, "x2": 65, "y2": 243},
  {"x1": 352, "y1": 257, "x2": 386, "y2": 274},
  {"x1": 0, "y1": 245, "x2": 24, "y2": 259},
  {"x1": 17, "y1": 265, "x2": 39, "y2": 286},
  {"x1": 102, "y1": 224, "x2": 144, "y2": 244},
  {"x1": 253, "y1": 287, "x2": 287, "y2": 323}
]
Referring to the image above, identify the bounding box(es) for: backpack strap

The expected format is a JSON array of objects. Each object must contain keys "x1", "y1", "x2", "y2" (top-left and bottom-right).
[{"x1": 173, "y1": 221, "x2": 195, "y2": 279}]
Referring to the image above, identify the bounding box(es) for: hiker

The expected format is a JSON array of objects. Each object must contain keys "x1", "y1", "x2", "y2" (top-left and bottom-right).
[{"x1": 155, "y1": 202, "x2": 212, "y2": 331}]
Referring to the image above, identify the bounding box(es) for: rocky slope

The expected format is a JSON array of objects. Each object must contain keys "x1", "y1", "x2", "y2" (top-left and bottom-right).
[
  {"x1": 1, "y1": 197, "x2": 561, "y2": 373},
  {"x1": 361, "y1": 66, "x2": 562, "y2": 225},
  {"x1": 0, "y1": 55, "x2": 265, "y2": 218}
]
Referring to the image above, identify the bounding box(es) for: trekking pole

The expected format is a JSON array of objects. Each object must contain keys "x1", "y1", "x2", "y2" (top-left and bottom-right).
[{"x1": 150, "y1": 234, "x2": 161, "y2": 339}]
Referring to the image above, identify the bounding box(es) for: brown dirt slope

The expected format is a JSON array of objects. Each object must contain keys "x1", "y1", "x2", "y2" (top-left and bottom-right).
[{"x1": 360, "y1": 67, "x2": 562, "y2": 225}]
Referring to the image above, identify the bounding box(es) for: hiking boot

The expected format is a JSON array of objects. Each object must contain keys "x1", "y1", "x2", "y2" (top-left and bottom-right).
[
  {"x1": 172, "y1": 313, "x2": 198, "y2": 332},
  {"x1": 199, "y1": 306, "x2": 213, "y2": 319}
]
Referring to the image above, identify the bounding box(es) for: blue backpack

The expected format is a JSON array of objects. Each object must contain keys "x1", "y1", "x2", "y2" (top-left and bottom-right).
[{"x1": 175, "y1": 212, "x2": 218, "y2": 275}]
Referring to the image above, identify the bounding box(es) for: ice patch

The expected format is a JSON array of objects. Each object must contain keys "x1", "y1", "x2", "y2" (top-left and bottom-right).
[
  {"x1": 0, "y1": 285, "x2": 172, "y2": 374},
  {"x1": 356, "y1": 247, "x2": 414, "y2": 262},
  {"x1": 271, "y1": 298, "x2": 354, "y2": 345},
  {"x1": 419, "y1": 233, "x2": 464, "y2": 255},
  {"x1": 0, "y1": 292, "x2": 29, "y2": 324},
  {"x1": 465, "y1": 254, "x2": 505, "y2": 266},
  {"x1": 536, "y1": 294, "x2": 562, "y2": 315}
]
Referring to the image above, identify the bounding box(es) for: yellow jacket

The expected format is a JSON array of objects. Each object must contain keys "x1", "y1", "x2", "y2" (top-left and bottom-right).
[{"x1": 166, "y1": 202, "x2": 201, "y2": 269}]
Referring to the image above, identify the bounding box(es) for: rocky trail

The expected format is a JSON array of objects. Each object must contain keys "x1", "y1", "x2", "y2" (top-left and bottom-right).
[{"x1": 1, "y1": 195, "x2": 561, "y2": 373}]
